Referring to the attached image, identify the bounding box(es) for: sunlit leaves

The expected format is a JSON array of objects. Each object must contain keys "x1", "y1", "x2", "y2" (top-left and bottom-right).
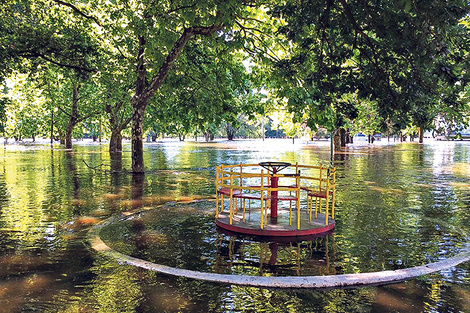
[{"x1": 269, "y1": 0, "x2": 470, "y2": 136}]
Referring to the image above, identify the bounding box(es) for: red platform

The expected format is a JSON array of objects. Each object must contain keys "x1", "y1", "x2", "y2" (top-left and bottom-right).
[{"x1": 215, "y1": 210, "x2": 335, "y2": 237}]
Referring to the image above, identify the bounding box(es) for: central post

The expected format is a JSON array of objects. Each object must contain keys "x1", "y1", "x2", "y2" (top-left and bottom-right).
[
  {"x1": 270, "y1": 167, "x2": 279, "y2": 220},
  {"x1": 258, "y1": 161, "x2": 291, "y2": 224}
]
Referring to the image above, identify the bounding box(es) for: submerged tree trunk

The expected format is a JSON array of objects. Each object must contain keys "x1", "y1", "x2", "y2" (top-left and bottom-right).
[
  {"x1": 226, "y1": 123, "x2": 235, "y2": 141},
  {"x1": 419, "y1": 126, "x2": 424, "y2": 143},
  {"x1": 204, "y1": 132, "x2": 214, "y2": 142},
  {"x1": 65, "y1": 82, "x2": 81, "y2": 149},
  {"x1": 50, "y1": 110, "x2": 54, "y2": 145},
  {"x1": 333, "y1": 129, "x2": 341, "y2": 151},
  {"x1": 131, "y1": 104, "x2": 146, "y2": 173},
  {"x1": 65, "y1": 125, "x2": 73, "y2": 149},
  {"x1": 110, "y1": 150, "x2": 123, "y2": 173},
  {"x1": 110, "y1": 131, "x2": 123, "y2": 153},
  {"x1": 340, "y1": 128, "x2": 347, "y2": 147},
  {"x1": 106, "y1": 100, "x2": 130, "y2": 155}
]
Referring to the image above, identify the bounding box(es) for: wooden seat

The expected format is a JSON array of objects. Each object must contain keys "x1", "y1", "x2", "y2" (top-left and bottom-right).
[
  {"x1": 306, "y1": 168, "x2": 336, "y2": 225},
  {"x1": 307, "y1": 190, "x2": 332, "y2": 199},
  {"x1": 217, "y1": 187, "x2": 241, "y2": 196},
  {"x1": 266, "y1": 195, "x2": 298, "y2": 201},
  {"x1": 233, "y1": 192, "x2": 263, "y2": 200}
]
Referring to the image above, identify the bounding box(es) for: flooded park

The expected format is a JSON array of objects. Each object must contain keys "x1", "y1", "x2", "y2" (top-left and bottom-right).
[{"x1": 0, "y1": 139, "x2": 468, "y2": 312}]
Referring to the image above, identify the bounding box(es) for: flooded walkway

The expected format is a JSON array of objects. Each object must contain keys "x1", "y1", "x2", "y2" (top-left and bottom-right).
[{"x1": 0, "y1": 139, "x2": 469, "y2": 312}]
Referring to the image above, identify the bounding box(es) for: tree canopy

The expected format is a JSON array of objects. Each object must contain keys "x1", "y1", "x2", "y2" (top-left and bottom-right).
[
  {"x1": 1, "y1": 0, "x2": 470, "y2": 169},
  {"x1": 268, "y1": 0, "x2": 470, "y2": 138}
]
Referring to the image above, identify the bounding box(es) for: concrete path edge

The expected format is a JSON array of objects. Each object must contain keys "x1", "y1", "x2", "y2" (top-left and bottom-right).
[{"x1": 88, "y1": 211, "x2": 470, "y2": 289}]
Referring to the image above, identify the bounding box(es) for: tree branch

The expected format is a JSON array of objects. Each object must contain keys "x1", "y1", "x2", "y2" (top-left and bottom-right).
[
  {"x1": 76, "y1": 110, "x2": 100, "y2": 124},
  {"x1": 36, "y1": 52, "x2": 94, "y2": 73},
  {"x1": 139, "y1": 24, "x2": 223, "y2": 105},
  {"x1": 338, "y1": 0, "x2": 378, "y2": 64},
  {"x1": 57, "y1": 106, "x2": 71, "y2": 118},
  {"x1": 51, "y1": 0, "x2": 102, "y2": 26},
  {"x1": 166, "y1": 4, "x2": 197, "y2": 15}
]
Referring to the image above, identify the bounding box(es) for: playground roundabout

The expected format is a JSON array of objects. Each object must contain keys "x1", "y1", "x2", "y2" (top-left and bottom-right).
[{"x1": 88, "y1": 200, "x2": 470, "y2": 289}]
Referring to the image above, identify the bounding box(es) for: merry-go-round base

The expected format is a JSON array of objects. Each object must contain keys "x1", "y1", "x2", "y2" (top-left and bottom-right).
[{"x1": 215, "y1": 207, "x2": 335, "y2": 237}]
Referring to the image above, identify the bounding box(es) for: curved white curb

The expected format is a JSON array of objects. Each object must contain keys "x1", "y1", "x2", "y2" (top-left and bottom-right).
[{"x1": 88, "y1": 213, "x2": 470, "y2": 289}]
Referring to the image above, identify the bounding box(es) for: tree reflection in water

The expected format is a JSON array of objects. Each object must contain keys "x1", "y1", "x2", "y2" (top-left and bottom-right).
[{"x1": 0, "y1": 140, "x2": 468, "y2": 312}]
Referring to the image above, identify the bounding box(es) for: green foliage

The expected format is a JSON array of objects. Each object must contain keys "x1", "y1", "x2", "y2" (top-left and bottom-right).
[
  {"x1": 2, "y1": 0, "x2": 469, "y2": 148},
  {"x1": 269, "y1": 0, "x2": 470, "y2": 133},
  {"x1": 350, "y1": 96, "x2": 382, "y2": 136},
  {"x1": 0, "y1": 95, "x2": 9, "y2": 135},
  {"x1": 2, "y1": 73, "x2": 49, "y2": 140},
  {"x1": 0, "y1": 0, "x2": 98, "y2": 79},
  {"x1": 145, "y1": 39, "x2": 263, "y2": 140}
]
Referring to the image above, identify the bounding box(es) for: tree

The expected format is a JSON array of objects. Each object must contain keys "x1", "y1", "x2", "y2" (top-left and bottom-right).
[
  {"x1": 1, "y1": 0, "x2": 102, "y2": 148},
  {"x1": 2, "y1": 72, "x2": 49, "y2": 141},
  {"x1": 269, "y1": 0, "x2": 470, "y2": 146},
  {"x1": 42, "y1": 70, "x2": 103, "y2": 148},
  {"x1": 0, "y1": 0, "x2": 97, "y2": 79},
  {"x1": 145, "y1": 38, "x2": 263, "y2": 143},
  {"x1": 350, "y1": 97, "x2": 383, "y2": 140},
  {"x1": 1, "y1": 1, "x2": 280, "y2": 170},
  {"x1": 86, "y1": 0, "x2": 286, "y2": 172},
  {"x1": 0, "y1": 97, "x2": 8, "y2": 137}
]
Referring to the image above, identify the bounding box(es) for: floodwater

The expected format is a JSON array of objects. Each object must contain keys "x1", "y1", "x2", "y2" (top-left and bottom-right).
[{"x1": 0, "y1": 139, "x2": 469, "y2": 312}]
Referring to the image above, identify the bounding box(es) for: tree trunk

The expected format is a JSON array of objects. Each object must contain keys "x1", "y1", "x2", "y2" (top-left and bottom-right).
[
  {"x1": 340, "y1": 128, "x2": 346, "y2": 147},
  {"x1": 109, "y1": 131, "x2": 122, "y2": 153},
  {"x1": 333, "y1": 130, "x2": 341, "y2": 151},
  {"x1": 106, "y1": 98, "x2": 131, "y2": 155},
  {"x1": 261, "y1": 119, "x2": 265, "y2": 141},
  {"x1": 50, "y1": 110, "x2": 54, "y2": 145},
  {"x1": 129, "y1": 25, "x2": 223, "y2": 173},
  {"x1": 65, "y1": 82, "x2": 80, "y2": 149},
  {"x1": 226, "y1": 123, "x2": 235, "y2": 141},
  {"x1": 131, "y1": 173, "x2": 145, "y2": 210},
  {"x1": 131, "y1": 35, "x2": 147, "y2": 174},
  {"x1": 65, "y1": 125, "x2": 73, "y2": 149},
  {"x1": 204, "y1": 132, "x2": 214, "y2": 142},
  {"x1": 419, "y1": 126, "x2": 424, "y2": 143},
  {"x1": 110, "y1": 151, "x2": 123, "y2": 173},
  {"x1": 131, "y1": 104, "x2": 145, "y2": 173}
]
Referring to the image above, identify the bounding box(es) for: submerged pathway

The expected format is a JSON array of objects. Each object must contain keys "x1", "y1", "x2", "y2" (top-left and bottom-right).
[{"x1": 88, "y1": 201, "x2": 470, "y2": 289}]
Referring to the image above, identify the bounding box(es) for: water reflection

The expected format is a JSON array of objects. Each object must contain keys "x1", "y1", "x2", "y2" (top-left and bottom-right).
[
  {"x1": 214, "y1": 230, "x2": 336, "y2": 277},
  {"x1": 0, "y1": 140, "x2": 468, "y2": 312},
  {"x1": 99, "y1": 202, "x2": 337, "y2": 277}
]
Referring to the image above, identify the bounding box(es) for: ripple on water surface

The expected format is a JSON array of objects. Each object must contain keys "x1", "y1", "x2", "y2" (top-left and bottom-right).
[{"x1": 99, "y1": 199, "x2": 468, "y2": 277}]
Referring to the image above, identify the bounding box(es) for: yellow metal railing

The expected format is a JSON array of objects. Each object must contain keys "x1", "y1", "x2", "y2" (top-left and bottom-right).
[{"x1": 216, "y1": 163, "x2": 336, "y2": 229}]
